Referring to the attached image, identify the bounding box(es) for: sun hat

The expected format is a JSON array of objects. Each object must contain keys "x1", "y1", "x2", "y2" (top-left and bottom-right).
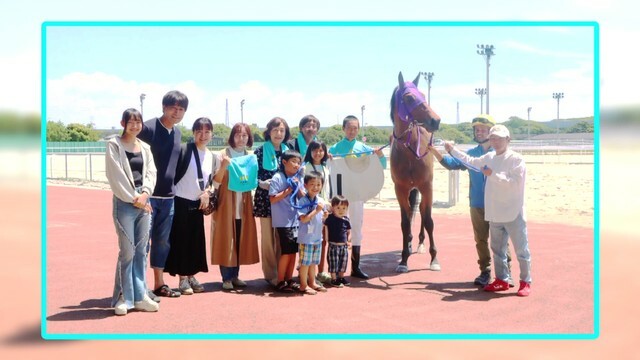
[{"x1": 489, "y1": 124, "x2": 510, "y2": 138}]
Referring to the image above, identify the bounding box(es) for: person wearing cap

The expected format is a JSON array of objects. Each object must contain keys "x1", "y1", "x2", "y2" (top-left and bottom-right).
[
  {"x1": 443, "y1": 124, "x2": 532, "y2": 297},
  {"x1": 428, "y1": 114, "x2": 512, "y2": 287}
]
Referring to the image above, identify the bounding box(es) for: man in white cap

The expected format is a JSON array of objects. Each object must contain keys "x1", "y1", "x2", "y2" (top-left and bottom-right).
[
  {"x1": 429, "y1": 114, "x2": 512, "y2": 287},
  {"x1": 444, "y1": 124, "x2": 532, "y2": 297}
]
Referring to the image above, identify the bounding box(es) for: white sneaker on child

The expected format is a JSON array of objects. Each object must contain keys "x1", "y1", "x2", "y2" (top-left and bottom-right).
[
  {"x1": 134, "y1": 294, "x2": 159, "y2": 312},
  {"x1": 114, "y1": 295, "x2": 127, "y2": 316}
]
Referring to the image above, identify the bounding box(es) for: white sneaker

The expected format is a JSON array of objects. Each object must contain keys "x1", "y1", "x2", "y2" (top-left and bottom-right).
[
  {"x1": 114, "y1": 295, "x2": 127, "y2": 316},
  {"x1": 231, "y1": 278, "x2": 247, "y2": 287},
  {"x1": 179, "y1": 277, "x2": 194, "y2": 295},
  {"x1": 134, "y1": 294, "x2": 159, "y2": 312},
  {"x1": 317, "y1": 272, "x2": 332, "y2": 283},
  {"x1": 222, "y1": 280, "x2": 234, "y2": 290}
]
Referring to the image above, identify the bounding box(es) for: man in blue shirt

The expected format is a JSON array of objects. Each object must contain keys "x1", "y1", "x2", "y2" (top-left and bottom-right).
[{"x1": 428, "y1": 114, "x2": 511, "y2": 286}]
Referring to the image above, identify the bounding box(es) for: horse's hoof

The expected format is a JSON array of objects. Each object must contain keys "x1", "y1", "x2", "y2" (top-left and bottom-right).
[
  {"x1": 430, "y1": 263, "x2": 441, "y2": 271},
  {"x1": 417, "y1": 244, "x2": 426, "y2": 254},
  {"x1": 396, "y1": 265, "x2": 409, "y2": 273}
]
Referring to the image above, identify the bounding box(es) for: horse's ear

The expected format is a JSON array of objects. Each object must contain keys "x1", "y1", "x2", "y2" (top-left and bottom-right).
[
  {"x1": 398, "y1": 72, "x2": 405, "y2": 88},
  {"x1": 413, "y1": 73, "x2": 420, "y2": 86}
]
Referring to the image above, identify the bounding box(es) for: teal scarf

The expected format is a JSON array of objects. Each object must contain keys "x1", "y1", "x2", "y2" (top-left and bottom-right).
[
  {"x1": 262, "y1": 141, "x2": 289, "y2": 171},
  {"x1": 330, "y1": 138, "x2": 357, "y2": 157},
  {"x1": 296, "y1": 132, "x2": 315, "y2": 158}
]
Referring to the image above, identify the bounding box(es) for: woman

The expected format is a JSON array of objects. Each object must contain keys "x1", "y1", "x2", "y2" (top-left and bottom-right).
[
  {"x1": 163, "y1": 117, "x2": 213, "y2": 295},
  {"x1": 211, "y1": 123, "x2": 260, "y2": 290},
  {"x1": 105, "y1": 108, "x2": 158, "y2": 315},
  {"x1": 253, "y1": 116, "x2": 291, "y2": 286}
]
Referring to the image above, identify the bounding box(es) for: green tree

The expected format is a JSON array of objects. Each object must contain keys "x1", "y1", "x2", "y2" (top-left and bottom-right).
[
  {"x1": 46, "y1": 120, "x2": 70, "y2": 141},
  {"x1": 66, "y1": 123, "x2": 100, "y2": 142},
  {"x1": 566, "y1": 121, "x2": 594, "y2": 133},
  {"x1": 175, "y1": 124, "x2": 192, "y2": 142},
  {"x1": 437, "y1": 123, "x2": 471, "y2": 144},
  {"x1": 212, "y1": 123, "x2": 231, "y2": 140},
  {"x1": 249, "y1": 123, "x2": 264, "y2": 142},
  {"x1": 318, "y1": 124, "x2": 344, "y2": 145}
]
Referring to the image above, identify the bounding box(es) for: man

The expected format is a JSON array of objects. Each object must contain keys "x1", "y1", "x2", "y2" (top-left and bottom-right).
[
  {"x1": 428, "y1": 114, "x2": 512, "y2": 287},
  {"x1": 138, "y1": 90, "x2": 188, "y2": 299},
  {"x1": 287, "y1": 114, "x2": 320, "y2": 158},
  {"x1": 329, "y1": 115, "x2": 386, "y2": 279},
  {"x1": 445, "y1": 125, "x2": 531, "y2": 296}
]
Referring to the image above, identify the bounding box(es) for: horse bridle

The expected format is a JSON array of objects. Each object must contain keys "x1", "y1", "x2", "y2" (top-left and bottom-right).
[{"x1": 392, "y1": 83, "x2": 434, "y2": 159}]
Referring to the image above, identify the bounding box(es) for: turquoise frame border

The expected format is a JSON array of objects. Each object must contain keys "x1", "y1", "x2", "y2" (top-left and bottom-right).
[{"x1": 41, "y1": 20, "x2": 600, "y2": 341}]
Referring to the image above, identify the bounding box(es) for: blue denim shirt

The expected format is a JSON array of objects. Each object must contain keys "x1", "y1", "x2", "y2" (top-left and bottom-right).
[{"x1": 438, "y1": 144, "x2": 492, "y2": 209}]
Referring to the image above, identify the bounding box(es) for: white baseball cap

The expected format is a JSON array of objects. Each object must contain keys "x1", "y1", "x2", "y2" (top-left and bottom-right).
[{"x1": 489, "y1": 124, "x2": 510, "y2": 138}]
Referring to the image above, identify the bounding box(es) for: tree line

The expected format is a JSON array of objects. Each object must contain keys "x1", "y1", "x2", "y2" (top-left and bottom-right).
[{"x1": 46, "y1": 115, "x2": 594, "y2": 144}]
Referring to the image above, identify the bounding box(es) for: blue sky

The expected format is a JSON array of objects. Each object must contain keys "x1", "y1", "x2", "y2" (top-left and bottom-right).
[
  {"x1": 44, "y1": 22, "x2": 594, "y2": 129},
  {"x1": 1, "y1": 0, "x2": 638, "y2": 130}
]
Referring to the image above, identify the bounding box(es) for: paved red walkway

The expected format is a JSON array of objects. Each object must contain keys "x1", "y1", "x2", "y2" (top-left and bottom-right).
[{"x1": 45, "y1": 185, "x2": 594, "y2": 337}]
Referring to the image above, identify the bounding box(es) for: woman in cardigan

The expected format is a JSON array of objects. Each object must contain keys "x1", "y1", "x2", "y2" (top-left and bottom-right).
[
  {"x1": 210, "y1": 123, "x2": 260, "y2": 290},
  {"x1": 105, "y1": 108, "x2": 158, "y2": 315},
  {"x1": 253, "y1": 117, "x2": 291, "y2": 286}
]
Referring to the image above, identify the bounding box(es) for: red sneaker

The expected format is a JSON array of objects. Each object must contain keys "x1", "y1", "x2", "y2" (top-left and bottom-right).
[
  {"x1": 483, "y1": 279, "x2": 509, "y2": 292},
  {"x1": 517, "y1": 281, "x2": 531, "y2": 297}
]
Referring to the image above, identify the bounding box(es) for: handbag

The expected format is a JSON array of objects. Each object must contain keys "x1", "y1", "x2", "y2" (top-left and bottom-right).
[{"x1": 193, "y1": 143, "x2": 217, "y2": 215}]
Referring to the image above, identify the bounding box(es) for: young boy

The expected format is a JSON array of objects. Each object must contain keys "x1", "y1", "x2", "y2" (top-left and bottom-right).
[
  {"x1": 323, "y1": 195, "x2": 352, "y2": 287},
  {"x1": 269, "y1": 150, "x2": 305, "y2": 292},
  {"x1": 444, "y1": 124, "x2": 531, "y2": 296},
  {"x1": 296, "y1": 171, "x2": 329, "y2": 295}
]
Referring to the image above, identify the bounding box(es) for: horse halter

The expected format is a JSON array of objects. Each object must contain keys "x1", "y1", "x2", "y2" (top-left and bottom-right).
[{"x1": 393, "y1": 81, "x2": 433, "y2": 159}]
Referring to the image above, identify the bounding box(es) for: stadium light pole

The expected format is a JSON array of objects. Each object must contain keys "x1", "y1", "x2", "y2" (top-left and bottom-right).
[
  {"x1": 419, "y1": 71, "x2": 434, "y2": 104},
  {"x1": 475, "y1": 88, "x2": 486, "y2": 114},
  {"x1": 361, "y1": 105, "x2": 366, "y2": 141},
  {"x1": 552, "y1": 92, "x2": 564, "y2": 137},
  {"x1": 139, "y1": 93, "x2": 146, "y2": 118},
  {"x1": 240, "y1": 99, "x2": 245, "y2": 124},
  {"x1": 477, "y1": 44, "x2": 495, "y2": 114}
]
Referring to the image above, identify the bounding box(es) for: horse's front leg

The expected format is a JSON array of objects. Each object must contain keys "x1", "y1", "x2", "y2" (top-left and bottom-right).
[
  {"x1": 420, "y1": 190, "x2": 439, "y2": 271},
  {"x1": 396, "y1": 205, "x2": 413, "y2": 273},
  {"x1": 409, "y1": 189, "x2": 427, "y2": 254}
]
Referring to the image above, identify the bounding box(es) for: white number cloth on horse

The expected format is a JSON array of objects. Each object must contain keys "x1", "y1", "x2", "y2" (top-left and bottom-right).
[{"x1": 327, "y1": 154, "x2": 384, "y2": 202}]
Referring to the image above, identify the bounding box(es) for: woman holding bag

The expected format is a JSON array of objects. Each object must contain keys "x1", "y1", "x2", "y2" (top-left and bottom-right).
[
  {"x1": 163, "y1": 117, "x2": 213, "y2": 295},
  {"x1": 210, "y1": 122, "x2": 260, "y2": 290}
]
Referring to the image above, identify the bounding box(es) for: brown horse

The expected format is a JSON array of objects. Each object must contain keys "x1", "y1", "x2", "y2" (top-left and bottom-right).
[{"x1": 390, "y1": 72, "x2": 441, "y2": 273}]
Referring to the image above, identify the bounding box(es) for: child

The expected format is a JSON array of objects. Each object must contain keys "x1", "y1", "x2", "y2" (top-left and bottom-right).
[
  {"x1": 296, "y1": 171, "x2": 329, "y2": 295},
  {"x1": 323, "y1": 195, "x2": 352, "y2": 287},
  {"x1": 105, "y1": 108, "x2": 159, "y2": 315},
  {"x1": 269, "y1": 150, "x2": 305, "y2": 292},
  {"x1": 445, "y1": 124, "x2": 531, "y2": 297},
  {"x1": 303, "y1": 141, "x2": 331, "y2": 284}
]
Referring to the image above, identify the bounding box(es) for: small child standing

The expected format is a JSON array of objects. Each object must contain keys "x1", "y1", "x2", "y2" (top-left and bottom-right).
[
  {"x1": 270, "y1": 150, "x2": 305, "y2": 292},
  {"x1": 445, "y1": 124, "x2": 532, "y2": 296},
  {"x1": 323, "y1": 195, "x2": 352, "y2": 288},
  {"x1": 296, "y1": 171, "x2": 329, "y2": 295}
]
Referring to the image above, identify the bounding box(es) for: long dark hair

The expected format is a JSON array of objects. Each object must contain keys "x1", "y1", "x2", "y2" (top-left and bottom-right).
[
  {"x1": 303, "y1": 140, "x2": 328, "y2": 166},
  {"x1": 121, "y1": 108, "x2": 143, "y2": 135}
]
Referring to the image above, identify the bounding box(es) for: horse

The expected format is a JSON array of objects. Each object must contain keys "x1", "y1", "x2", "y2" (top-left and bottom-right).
[{"x1": 390, "y1": 72, "x2": 441, "y2": 273}]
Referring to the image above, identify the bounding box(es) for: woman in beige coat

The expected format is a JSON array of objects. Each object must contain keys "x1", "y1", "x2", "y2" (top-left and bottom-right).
[{"x1": 211, "y1": 123, "x2": 260, "y2": 290}]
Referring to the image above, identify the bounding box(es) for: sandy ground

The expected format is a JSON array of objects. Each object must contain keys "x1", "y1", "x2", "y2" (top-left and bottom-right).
[{"x1": 48, "y1": 152, "x2": 594, "y2": 228}]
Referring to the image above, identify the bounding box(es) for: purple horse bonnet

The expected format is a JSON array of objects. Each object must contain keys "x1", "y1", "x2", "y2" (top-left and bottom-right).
[{"x1": 395, "y1": 82, "x2": 426, "y2": 122}]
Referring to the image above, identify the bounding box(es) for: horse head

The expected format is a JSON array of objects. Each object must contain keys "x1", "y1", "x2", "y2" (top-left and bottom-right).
[{"x1": 391, "y1": 72, "x2": 441, "y2": 133}]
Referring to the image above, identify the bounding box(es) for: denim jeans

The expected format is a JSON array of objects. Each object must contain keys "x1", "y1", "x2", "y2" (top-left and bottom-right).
[
  {"x1": 111, "y1": 196, "x2": 151, "y2": 308},
  {"x1": 220, "y1": 266, "x2": 239, "y2": 282},
  {"x1": 489, "y1": 212, "x2": 532, "y2": 284},
  {"x1": 148, "y1": 198, "x2": 174, "y2": 269}
]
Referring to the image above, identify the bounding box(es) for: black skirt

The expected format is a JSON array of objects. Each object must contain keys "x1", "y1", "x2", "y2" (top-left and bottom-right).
[{"x1": 164, "y1": 196, "x2": 209, "y2": 276}]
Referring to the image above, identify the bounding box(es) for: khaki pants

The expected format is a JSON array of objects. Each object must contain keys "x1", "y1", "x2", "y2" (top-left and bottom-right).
[{"x1": 259, "y1": 217, "x2": 280, "y2": 285}]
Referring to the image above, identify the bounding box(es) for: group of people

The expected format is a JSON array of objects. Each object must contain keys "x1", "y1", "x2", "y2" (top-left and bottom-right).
[{"x1": 105, "y1": 90, "x2": 386, "y2": 316}]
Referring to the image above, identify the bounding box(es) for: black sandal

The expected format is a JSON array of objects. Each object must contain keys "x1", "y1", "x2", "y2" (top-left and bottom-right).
[
  {"x1": 153, "y1": 284, "x2": 181, "y2": 298},
  {"x1": 276, "y1": 281, "x2": 293, "y2": 293}
]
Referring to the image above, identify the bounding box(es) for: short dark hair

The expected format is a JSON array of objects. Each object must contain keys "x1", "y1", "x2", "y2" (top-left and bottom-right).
[
  {"x1": 279, "y1": 149, "x2": 302, "y2": 172},
  {"x1": 303, "y1": 140, "x2": 328, "y2": 165},
  {"x1": 304, "y1": 170, "x2": 324, "y2": 185},
  {"x1": 121, "y1": 108, "x2": 143, "y2": 135},
  {"x1": 342, "y1": 115, "x2": 359, "y2": 129},
  {"x1": 162, "y1": 90, "x2": 189, "y2": 110},
  {"x1": 228, "y1": 122, "x2": 254, "y2": 148},
  {"x1": 192, "y1": 117, "x2": 213, "y2": 132},
  {"x1": 331, "y1": 195, "x2": 349, "y2": 208},
  {"x1": 263, "y1": 117, "x2": 291, "y2": 142},
  {"x1": 299, "y1": 114, "x2": 320, "y2": 129}
]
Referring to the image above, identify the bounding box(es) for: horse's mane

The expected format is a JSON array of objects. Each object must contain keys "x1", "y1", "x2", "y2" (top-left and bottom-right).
[{"x1": 389, "y1": 86, "x2": 399, "y2": 124}]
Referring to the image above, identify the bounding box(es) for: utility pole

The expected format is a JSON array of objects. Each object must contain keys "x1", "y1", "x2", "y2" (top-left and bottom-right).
[
  {"x1": 475, "y1": 88, "x2": 486, "y2": 114},
  {"x1": 139, "y1": 93, "x2": 146, "y2": 118},
  {"x1": 419, "y1": 71, "x2": 434, "y2": 104},
  {"x1": 552, "y1": 92, "x2": 564, "y2": 137},
  {"x1": 240, "y1": 99, "x2": 245, "y2": 124}
]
